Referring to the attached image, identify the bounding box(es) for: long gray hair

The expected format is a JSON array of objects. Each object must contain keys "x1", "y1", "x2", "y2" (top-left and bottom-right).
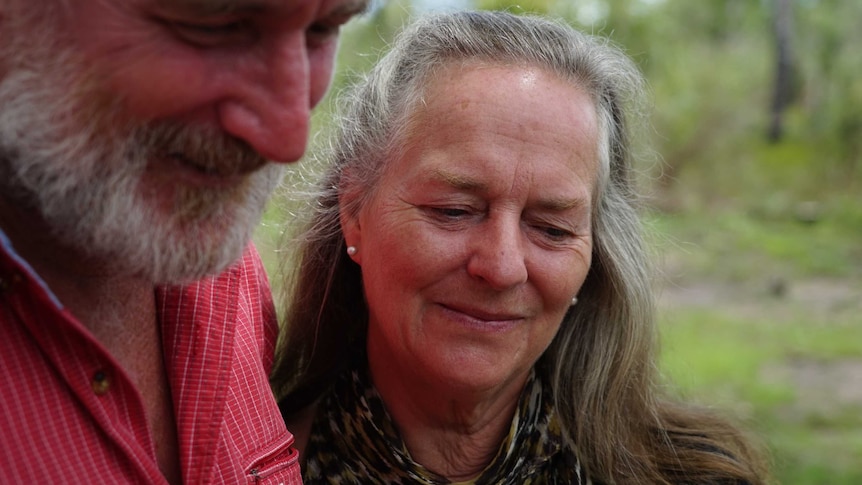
[{"x1": 273, "y1": 10, "x2": 765, "y2": 484}]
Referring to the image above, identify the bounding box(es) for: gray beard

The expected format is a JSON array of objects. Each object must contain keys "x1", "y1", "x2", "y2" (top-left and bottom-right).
[{"x1": 0, "y1": 49, "x2": 283, "y2": 284}]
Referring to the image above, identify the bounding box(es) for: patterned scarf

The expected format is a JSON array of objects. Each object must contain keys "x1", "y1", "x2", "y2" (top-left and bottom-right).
[{"x1": 302, "y1": 362, "x2": 591, "y2": 484}]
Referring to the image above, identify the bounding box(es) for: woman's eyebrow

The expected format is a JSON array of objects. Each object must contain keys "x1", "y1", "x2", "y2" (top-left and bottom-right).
[
  {"x1": 535, "y1": 195, "x2": 590, "y2": 212},
  {"x1": 430, "y1": 168, "x2": 590, "y2": 212},
  {"x1": 430, "y1": 168, "x2": 487, "y2": 193}
]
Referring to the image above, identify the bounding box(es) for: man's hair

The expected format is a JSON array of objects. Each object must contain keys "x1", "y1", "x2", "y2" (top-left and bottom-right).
[{"x1": 271, "y1": 10, "x2": 767, "y2": 484}]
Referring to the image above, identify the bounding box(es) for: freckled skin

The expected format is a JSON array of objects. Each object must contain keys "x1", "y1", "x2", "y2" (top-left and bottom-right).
[{"x1": 343, "y1": 63, "x2": 600, "y2": 409}]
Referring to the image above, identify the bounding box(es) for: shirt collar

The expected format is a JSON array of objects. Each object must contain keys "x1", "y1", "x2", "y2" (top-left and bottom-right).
[{"x1": 0, "y1": 225, "x2": 64, "y2": 308}]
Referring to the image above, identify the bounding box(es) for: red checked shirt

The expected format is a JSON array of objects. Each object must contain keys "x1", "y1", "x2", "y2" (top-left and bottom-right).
[{"x1": 0, "y1": 232, "x2": 301, "y2": 485}]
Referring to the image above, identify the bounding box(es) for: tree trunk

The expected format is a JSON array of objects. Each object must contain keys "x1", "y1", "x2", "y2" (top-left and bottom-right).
[{"x1": 768, "y1": 0, "x2": 796, "y2": 143}]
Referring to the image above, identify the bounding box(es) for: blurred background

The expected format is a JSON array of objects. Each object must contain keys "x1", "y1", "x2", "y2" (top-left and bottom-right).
[{"x1": 255, "y1": 1, "x2": 862, "y2": 483}]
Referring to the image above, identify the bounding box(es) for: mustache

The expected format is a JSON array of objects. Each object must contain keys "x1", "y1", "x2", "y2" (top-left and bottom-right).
[{"x1": 134, "y1": 121, "x2": 269, "y2": 177}]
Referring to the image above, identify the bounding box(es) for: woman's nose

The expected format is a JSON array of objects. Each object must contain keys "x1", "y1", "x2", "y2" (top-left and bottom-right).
[{"x1": 466, "y1": 218, "x2": 529, "y2": 290}]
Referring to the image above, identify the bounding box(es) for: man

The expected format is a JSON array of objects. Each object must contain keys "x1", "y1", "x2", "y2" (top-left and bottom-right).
[{"x1": 0, "y1": 0, "x2": 367, "y2": 482}]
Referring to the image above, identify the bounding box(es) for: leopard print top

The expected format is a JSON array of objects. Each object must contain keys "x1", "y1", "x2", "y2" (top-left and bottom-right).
[{"x1": 300, "y1": 361, "x2": 592, "y2": 484}]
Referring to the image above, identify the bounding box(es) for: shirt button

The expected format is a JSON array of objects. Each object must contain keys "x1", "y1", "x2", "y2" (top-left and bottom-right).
[{"x1": 92, "y1": 370, "x2": 111, "y2": 395}]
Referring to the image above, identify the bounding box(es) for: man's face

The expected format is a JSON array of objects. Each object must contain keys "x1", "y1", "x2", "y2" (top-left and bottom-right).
[{"x1": 0, "y1": 0, "x2": 366, "y2": 283}]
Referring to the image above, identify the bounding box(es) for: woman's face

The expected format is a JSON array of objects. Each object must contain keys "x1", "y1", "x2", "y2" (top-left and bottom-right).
[{"x1": 343, "y1": 63, "x2": 600, "y2": 397}]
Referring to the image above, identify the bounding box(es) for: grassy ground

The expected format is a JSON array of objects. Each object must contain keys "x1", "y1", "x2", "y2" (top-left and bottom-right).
[{"x1": 650, "y1": 206, "x2": 862, "y2": 484}]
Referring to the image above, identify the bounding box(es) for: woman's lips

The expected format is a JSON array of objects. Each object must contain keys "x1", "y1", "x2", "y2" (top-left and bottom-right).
[{"x1": 440, "y1": 303, "x2": 525, "y2": 327}]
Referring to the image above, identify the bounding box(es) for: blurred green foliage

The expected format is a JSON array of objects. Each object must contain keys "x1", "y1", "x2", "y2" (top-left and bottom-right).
[{"x1": 303, "y1": 0, "x2": 862, "y2": 208}]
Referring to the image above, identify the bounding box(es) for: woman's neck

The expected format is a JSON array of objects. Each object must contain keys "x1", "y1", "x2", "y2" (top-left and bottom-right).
[{"x1": 368, "y1": 356, "x2": 527, "y2": 481}]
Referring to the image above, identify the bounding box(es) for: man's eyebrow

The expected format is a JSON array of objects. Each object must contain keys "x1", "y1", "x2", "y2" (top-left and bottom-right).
[
  {"x1": 156, "y1": 0, "x2": 370, "y2": 17},
  {"x1": 155, "y1": 0, "x2": 270, "y2": 16},
  {"x1": 331, "y1": 0, "x2": 371, "y2": 18}
]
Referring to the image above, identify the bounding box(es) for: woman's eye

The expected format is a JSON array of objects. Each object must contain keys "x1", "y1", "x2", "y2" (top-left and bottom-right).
[
  {"x1": 424, "y1": 206, "x2": 473, "y2": 224},
  {"x1": 433, "y1": 207, "x2": 470, "y2": 219},
  {"x1": 538, "y1": 225, "x2": 574, "y2": 241}
]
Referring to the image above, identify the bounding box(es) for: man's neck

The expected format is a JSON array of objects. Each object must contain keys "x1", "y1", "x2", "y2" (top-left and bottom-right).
[
  {"x1": 54, "y1": 272, "x2": 182, "y2": 484},
  {"x1": 0, "y1": 197, "x2": 156, "y2": 337},
  {"x1": 0, "y1": 199, "x2": 182, "y2": 484}
]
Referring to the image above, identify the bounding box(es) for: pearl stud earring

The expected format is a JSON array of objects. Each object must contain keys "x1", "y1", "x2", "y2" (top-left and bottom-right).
[{"x1": 347, "y1": 246, "x2": 357, "y2": 256}]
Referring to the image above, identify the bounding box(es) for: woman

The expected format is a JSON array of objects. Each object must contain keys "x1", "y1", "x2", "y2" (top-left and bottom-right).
[{"x1": 271, "y1": 10, "x2": 768, "y2": 485}]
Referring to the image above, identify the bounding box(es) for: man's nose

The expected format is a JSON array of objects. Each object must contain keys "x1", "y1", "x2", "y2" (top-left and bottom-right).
[
  {"x1": 466, "y1": 218, "x2": 529, "y2": 290},
  {"x1": 218, "y1": 33, "x2": 314, "y2": 163}
]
